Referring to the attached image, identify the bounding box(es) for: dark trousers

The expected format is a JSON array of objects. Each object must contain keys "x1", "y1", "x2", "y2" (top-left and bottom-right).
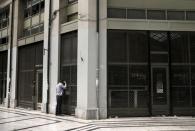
[{"x1": 56, "y1": 95, "x2": 62, "y2": 115}]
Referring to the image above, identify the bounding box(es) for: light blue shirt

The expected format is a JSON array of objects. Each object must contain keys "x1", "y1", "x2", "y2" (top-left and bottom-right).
[{"x1": 56, "y1": 82, "x2": 67, "y2": 96}]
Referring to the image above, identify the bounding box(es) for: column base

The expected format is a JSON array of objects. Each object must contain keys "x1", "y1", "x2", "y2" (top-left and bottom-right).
[
  {"x1": 75, "y1": 107, "x2": 99, "y2": 120},
  {"x1": 41, "y1": 103, "x2": 56, "y2": 114},
  {"x1": 10, "y1": 99, "x2": 17, "y2": 108}
]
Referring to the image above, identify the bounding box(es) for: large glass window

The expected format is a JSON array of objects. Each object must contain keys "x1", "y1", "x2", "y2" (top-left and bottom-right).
[
  {"x1": 108, "y1": 65, "x2": 128, "y2": 87},
  {"x1": 107, "y1": 8, "x2": 126, "y2": 19},
  {"x1": 0, "y1": 6, "x2": 9, "y2": 29},
  {"x1": 190, "y1": 32, "x2": 195, "y2": 63},
  {"x1": 110, "y1": 91, "x2": 128, "y2": 108},
  {"x1": 128, "y1": 31, "x2": 148, "y2": 62},
  {"x1": 167, "y1": 11, "x2": 185, "y2": 20},
  {"x1": 171, "y1": 32, "x2": 189, "y2": 63},
  {"x1": 127, "y1": 9, "x2": 146, "y2": 19},
  {"x1": 186, "y1": 11, "x2": 195, "y2": 20},
  {"x1": 108, "y1": 30, "x2": 127, "y2": 63},
  {"x1": 147, "y1": 10, "x2": 166, "y2": 20},
  {"x1": 108, "y1": 30, "x2": 149, "y2": 116}
]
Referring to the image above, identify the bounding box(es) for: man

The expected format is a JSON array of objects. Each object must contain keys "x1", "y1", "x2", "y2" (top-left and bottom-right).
[{"x1": 56, "y1": 80, "x2": 67, "y2": 116}]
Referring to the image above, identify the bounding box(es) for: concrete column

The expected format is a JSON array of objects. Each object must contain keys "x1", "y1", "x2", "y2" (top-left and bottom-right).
[
  {"x1": 5, "y1": 2, "x2": 13, "y2": 108},
  {"x1": 76, "y1": 0, "x2": 99, "y2": 120},
  {"x1": 10, "y1": 0, "x2": 19, "y2": 108},
  {"x1": 42, "y1": 0, "x2": 60, "y2": 114},
  {"x1": 98, "y1": 0, "x2": 107, "y2": 119}
]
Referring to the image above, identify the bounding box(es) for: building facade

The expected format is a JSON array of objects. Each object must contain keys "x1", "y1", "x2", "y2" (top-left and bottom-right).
[{"x1": 0, "y1": 0, "x2": 195, "y2": 119}]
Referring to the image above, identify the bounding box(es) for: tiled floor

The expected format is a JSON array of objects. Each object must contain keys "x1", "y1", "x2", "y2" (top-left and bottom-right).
[{"x1": 0, "y1": 107, "x2": 195, "y2": 131}]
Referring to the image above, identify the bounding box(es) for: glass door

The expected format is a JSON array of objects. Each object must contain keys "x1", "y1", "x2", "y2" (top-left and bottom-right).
[{"x1": 151, "y1": 66, "x2": 169, "y2": 115}]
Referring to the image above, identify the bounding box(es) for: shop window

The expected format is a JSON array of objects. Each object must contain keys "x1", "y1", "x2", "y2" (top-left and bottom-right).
[
  {"x1": 110, "y1": 91, "x2": 129, "y2": 108},
  {"x1": 171, "y1": 32, "x2": 189, "y2": 63},
  {"x1": 127, "y1": 9, "x2": 146, "y2": 19},
  {"x1": 172, "y1": 86, "x2": 190, "y2": 107},
  {"x1": 171, "y1": 66, "x2": 190, "y2": 86},
  {"x1": 128, "y1": 31, "x2": 148, "y2": 62},
  {"x1": 192, "y1": 87, "x2": 195, "y2": 107},
  {"x1": 190, "y1": 32, "x2": 195, "y2": 63},
  {"x1": 108, "y1": 8, "x2": 126, "y2": 19},
  {"x1": 150, "y1": 32, "x2": 168, "y2": 52},
  {"x1": 191, "y1": 66, "x2": 195, "y2": 86},
  {"x1": 108, "y1": 65, "x2": 128, "y2": 86},
  {"x1": 147, "y1": 10, "x2": 166, "y2": 20},
  {"x1": 129, "y1": 65, "x2": 148, "y2": 86},
  {"x1": 167, "y1": 11, "x2": 185, "y2": 20},
  {"x1": 108, "y1": 30, "x2": 127, "y2": 63},
  {"x1": 186, "y1": 11, "x2": 195, "y2": 20}
]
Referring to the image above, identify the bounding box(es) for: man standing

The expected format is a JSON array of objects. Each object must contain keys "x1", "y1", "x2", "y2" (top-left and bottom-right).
[{"x1": 56, "y1": 80, "x2": 67, "y2": 116}]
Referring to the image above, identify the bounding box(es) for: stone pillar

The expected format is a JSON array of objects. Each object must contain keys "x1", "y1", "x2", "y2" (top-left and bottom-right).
[
  {"x1": 5, "y1": 3, "x2": 13, "y2": 108},
  {"x1": 98, "y1": 0, "x2": 107, "y2": 119},
  {"x1": 75, "y1": 0, "x2": 99, "y2": 119},
  {"x1": 42, "y1": 0, "x2": 60, "y2": 114},
  {"x1": 10, "y1": 0, "x2": 19, "y2": 108}
]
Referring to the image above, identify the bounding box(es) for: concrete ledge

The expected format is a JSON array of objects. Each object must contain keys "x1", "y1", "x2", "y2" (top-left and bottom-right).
[{"x1": 75, "y1": 107, "x2": 99, "y2": 120}]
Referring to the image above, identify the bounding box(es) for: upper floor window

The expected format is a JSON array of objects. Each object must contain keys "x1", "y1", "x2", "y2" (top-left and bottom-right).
[
  {"x1": 107, "y1": 8, "x2": 195, "y2": 21},
  {"x1": 24, "y1": 0, "x2": 45, "y2": 19},
  {"x1": 127, "y1": 9, "x2": 146, "y2": 19},
  {"x1": 0, "y1": 6, "x2": 9, "y2": 29},
  {"x1": 186, "y1": 11, "x2": 195, "y2": 20},
  {"x1": 167, "y1": 11, "x2": 185, "y2": 20},
  {"x1": 108, "y1": 8, "x2": 126, "y2": 19},
  {"x1": 0, "y1": 36, "x2": 8, "y2": 45},
  {"x1": 147, "y1": 10, "x2": 166, "y2": 20},
  {"x1": 67, "y1": 0, "x2": 78, "y2": 4}
]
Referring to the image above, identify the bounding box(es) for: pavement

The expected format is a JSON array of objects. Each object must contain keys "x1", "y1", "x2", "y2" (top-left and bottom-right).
[{"x1": 0, "y1": 107, "x2": 195, "y2": 131}]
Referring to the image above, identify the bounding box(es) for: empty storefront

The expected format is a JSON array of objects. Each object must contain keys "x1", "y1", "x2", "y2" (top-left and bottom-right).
[{"x1": 108, "y1": 30, "x2": 195, "y2": 117}]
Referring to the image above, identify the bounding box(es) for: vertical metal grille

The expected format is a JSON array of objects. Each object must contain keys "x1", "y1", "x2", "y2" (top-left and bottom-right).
[
  {"x1": 18, "y1": 42, "x2": 43, "y2": 108},
  {"x1": 60, "y1": 31, "x2": 77, "y2": 115},
  {"x1": 0, "y1": 51, "x2": 7, "y2": 104}
]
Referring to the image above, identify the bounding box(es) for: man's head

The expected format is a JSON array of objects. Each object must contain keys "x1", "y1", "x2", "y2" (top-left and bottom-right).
[{"x1": 59, "y1": 80, "x2": 66, "y2": 85}]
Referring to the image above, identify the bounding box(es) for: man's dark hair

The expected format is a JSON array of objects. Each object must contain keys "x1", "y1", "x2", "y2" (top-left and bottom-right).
[{"x1": 59, "y1": 80, "x2": 65, "y2": 85}]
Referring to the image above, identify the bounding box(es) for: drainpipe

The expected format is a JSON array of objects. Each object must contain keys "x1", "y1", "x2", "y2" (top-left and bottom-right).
[
  {"x1": 46, "y1": 0, "x2": 52, "y2": 114},
  {"x1": 96, "y1": 0, "x2": 100, "y2": 120},
  {"x1": 8, "y1": 0, "x2": 14, "y2": 108}
]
